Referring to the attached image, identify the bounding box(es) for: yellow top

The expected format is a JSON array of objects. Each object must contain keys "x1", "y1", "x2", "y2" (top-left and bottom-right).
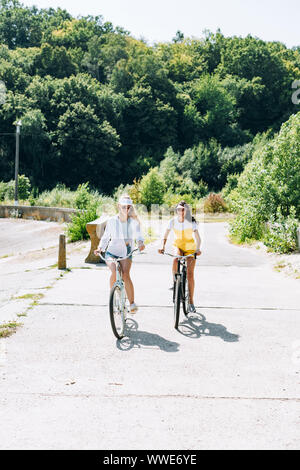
[{"x1": 168, "y1": 217, "x2": 197, "y2": 254}]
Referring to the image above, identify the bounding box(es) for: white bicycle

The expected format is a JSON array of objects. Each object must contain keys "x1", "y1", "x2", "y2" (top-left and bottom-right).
[{"x1": 99, "y1": 248, "x2": 138, "y2": 339}]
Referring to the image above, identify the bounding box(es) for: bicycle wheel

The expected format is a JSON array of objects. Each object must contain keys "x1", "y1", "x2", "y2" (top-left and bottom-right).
[
  {"x1": 181, "y1": 270, "x2": 189, "y2": 316},
  {"x1": 174, "y1": 276, "x2": 181, "y2": 329},
  {"x1": 109, "y1": 284, "x2": 125, "y2": 339}
]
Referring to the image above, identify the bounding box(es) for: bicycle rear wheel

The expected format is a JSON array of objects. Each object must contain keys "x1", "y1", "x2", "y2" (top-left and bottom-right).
[
  {"x1": 181, "y1": 270, "x2": 189, "y2": 316},
  {"x1": 174, "y1": 276, "x2": 181, "y2": 329},
  {"x1": 109, "y1": 284, "x2": 125, "y2": 339}
]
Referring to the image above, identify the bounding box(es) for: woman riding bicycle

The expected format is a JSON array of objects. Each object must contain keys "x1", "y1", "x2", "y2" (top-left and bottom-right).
[
  {"x1": 158, "y1": 200, "x2": 201, "y2": 313},
  {"x1": 94, "y1": 194, "x2": 145, "y2": 314}
]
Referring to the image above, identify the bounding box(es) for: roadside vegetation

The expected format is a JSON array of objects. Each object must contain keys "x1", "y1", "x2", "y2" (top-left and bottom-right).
[{"x1": 0, "y1": 1, "x2": 299, "y2": 251}]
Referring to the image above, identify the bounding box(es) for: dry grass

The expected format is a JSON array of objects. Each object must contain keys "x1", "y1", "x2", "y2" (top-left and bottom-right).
[{"x1": 0, "y1": 322, "x2": 22, "y2": 338}]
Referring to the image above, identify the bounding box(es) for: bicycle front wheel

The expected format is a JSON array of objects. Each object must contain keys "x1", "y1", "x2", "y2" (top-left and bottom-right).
[
  {"x1": 174, "y1": 276, "x2": 181, "y2": 329},
  {"x1": 109, "y1": 284, "x2": 125, "y2": 339},
  {"x1": 181, "y1": 270, "x2": 189, "y2": 317}
]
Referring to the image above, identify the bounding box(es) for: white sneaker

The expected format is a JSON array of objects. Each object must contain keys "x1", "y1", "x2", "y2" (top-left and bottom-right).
[
  {"x1": 189, "y1": 304, "x2": 196, "y2": 313},
  {"x1": 130, "y1": 302, "x2": 138, "y2": 314}
]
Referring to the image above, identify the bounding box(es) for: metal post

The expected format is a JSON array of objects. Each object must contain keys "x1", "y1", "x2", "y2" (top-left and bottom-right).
[{"x1": 14, "y1": 120, "x2": 21, "y2": 206}]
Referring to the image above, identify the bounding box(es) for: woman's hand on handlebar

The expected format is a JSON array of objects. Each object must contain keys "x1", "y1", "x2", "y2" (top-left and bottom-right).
[
  {"x1": 158, "y1": 248, "x2": 165, "y2": 254},
  {"x1": 138, "y1": 241, "x2": 145, "y2": 251},
  {"x1": 94, "y1": 248, "x2": 102, "y2": 257}
]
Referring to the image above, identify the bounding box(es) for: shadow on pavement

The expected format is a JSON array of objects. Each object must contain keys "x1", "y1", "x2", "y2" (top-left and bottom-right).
[
  {"x1": 117, "y1": 318, "x2": 180, "y2": 352},
  {"x1": 178, "y1": 312, "x2": 240, "y2": 342}
]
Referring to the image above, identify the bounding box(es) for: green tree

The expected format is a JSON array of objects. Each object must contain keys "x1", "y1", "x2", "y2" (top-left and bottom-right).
[
  {"x1": 179, "y1": 75, "x2": 243, "y2": 147},
  {"x1": 34, "y1": 43, "x2": 77, "y2": 78},
  {"x1": 83, "y1": 33, "x2": 129, "y2": 82},
  {"x1": 178, "y1": 139, "x2": 222, "y2": 190},
  {"x1": 139, "y1": 167, "x2": 166, "y2": 209},
  {"x1": 217, "y1": 35, "x2": 299, "y2": 132},
  {"x1": 19, "y1": 108, "x2": 51, "y2": 187},
  {"x1": 229, "y1": 111, "x2": 300, "y2": 242},
  {"x1": 53, "y1": 102, "x2": 121, "y2": 192}
]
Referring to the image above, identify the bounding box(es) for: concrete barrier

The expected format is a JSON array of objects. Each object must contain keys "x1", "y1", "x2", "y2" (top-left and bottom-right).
[
  {"x1": 0, "y1": 205, "x2": 78, "y2": 222},
  {"x1": 85, "y1": 216, "x2": 109, "y2": 264}
]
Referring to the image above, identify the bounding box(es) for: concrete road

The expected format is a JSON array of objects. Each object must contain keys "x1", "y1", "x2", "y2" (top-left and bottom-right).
[{"x1": 0, "y1": 220, "x2": 299, "y2": 450}]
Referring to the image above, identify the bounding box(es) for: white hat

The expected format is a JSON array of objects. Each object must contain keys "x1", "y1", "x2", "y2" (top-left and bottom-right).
[{"x1": 118, "y1": 195, "x2": 133, "y2": 205}]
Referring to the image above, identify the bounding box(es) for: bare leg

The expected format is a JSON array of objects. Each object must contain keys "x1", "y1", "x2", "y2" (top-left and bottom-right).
[
  {"x1": 172, "y1": 248, "x2": 183, "y2": 281},
  {"x1": 106, "y1": 261, "x2": 117, "y2": 289},
  {"x1": 187, "y1": 257, "x2": 196, "y2": 304},
  {"x1": 120, "y1": 258, "x2": 134, "y2": 304}
]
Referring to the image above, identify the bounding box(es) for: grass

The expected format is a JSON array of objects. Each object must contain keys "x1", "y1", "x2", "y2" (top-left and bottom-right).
[
  {"x1": 0, "y1": 322, "x2": 22, "y2": 338},
  {"x1": 273, "y1": 261, "x2": 300, "y2": 279},
  {"x1": 0, "y1": 253, "x2": 14, "y2": 259},
  {"x1": 13, "y1": 293, "x2": 44, "y2": 302},
  {"x1": 273, "y1": 262, "x2": 287, "y2": 272}
]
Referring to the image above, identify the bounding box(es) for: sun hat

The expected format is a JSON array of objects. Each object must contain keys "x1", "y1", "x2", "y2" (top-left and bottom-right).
[
  {"x1": 176, "y1": 201, "x2": 186, "y2": 209},
  {"x1": 118, "y1": 195, "x2": 133, "y2": 206}
]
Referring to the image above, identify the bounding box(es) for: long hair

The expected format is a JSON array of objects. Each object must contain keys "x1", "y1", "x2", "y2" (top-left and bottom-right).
[{"x1": 177, "y1": 200, "x2": 196, "y2": 223}]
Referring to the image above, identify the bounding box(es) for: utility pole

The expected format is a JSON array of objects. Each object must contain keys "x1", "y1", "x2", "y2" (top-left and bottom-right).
[{"x1": 14, "y1": 120, "x2": 22, "y2": 206}]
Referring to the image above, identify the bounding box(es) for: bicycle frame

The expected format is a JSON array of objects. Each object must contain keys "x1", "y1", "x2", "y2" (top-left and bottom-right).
[
  {"x1": 161, "y1": 251, "x2": 197, "y2": 327},
  {"x1": 100, "y1": 248, "x2": 138, "y2": 307},
  {"x1": 98, "y1": 248, "x2": 139, "y2": 339}
]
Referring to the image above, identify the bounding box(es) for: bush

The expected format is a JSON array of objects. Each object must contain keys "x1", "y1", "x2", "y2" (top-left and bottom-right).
[
  {"x1": 139, "y1": 168, "x2": 166, "y2": 209},
  {"x1": 229, "y1": 202, "x2": 265, "y2": 242},
  {"x1": 18, "y1": 175, "x2": 31, "y2": 199},
  {"x1": 128, "y1": 179, "x2": 142, "y2": 204},
  {"x1": 3, "y1": 180, "x2": 15, "y2": 200},
  {"x1": 34, "y1": 184, "x2": 76, "y2": 207},
  {"x1": 74, "y1": 182, "x2": 92, "y2": 209},
  {"x1": 203, "y1": 193, "x2": 228, "y2": 213},
  {"x1": 263, "y1": 208, "x2": 298, "y2": 253},
  {"x1": 66, "y1": 203, "x2": 98, "y2": 242},
  {"x1": 222, "y1": 173, "x2": 240, "y2": 199},
  {"x1": 0, "y1": 181, "x2": 7, "y2": 201},
  {"x1": 177, "y1": 177, "x2": 208, "y2": 199},
  {"x1": 0, "y1": 175, "x2": 31, "y2": 201}
]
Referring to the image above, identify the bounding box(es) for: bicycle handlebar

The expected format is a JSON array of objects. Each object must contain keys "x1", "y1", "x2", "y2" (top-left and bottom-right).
[
  {"x1": 97, "y1": 247, "x2": 140, "y2": 263},
  {"x1": 161, "y1": 251, "x2": 197, "y2": 259}
]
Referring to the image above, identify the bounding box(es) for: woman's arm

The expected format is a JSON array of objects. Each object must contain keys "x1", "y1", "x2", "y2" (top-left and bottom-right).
[
  {"x1": 194, "y1": 229, "x2": 202, "y2": 255},
  {"x1": 134, "y1": 219, "x2": 145, "y2": 251},
  {"x1": 158, "y1": 228, "x2": 171, "y2": 253},
  {"x1": 97, "y1": 219, "x2": 112, "y2": 252}
]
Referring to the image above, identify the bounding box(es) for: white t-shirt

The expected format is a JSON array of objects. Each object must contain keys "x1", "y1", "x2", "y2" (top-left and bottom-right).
[
  {"x1": 167, "y1": 218, "x2": 198, "y2": 232},
  {"x1": 99, "y1": 215, "x2": 144, "y2": 258},
  {"x1": 167, "y1": 217, "x2": 198, "y2": 252}
]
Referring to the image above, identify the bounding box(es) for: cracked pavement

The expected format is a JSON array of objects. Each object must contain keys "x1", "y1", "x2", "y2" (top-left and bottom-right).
[{"x1": 0, "y1": 219, "x2": 300, "y2": 450}]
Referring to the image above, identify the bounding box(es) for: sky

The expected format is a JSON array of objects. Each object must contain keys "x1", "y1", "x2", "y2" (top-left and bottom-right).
[{"x1": 21, "y1": 0, "x2": 300, "y2": 49}]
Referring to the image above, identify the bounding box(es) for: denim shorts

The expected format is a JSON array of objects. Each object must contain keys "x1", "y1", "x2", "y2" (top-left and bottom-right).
[{"x1": 105, "y1": 245, "x2": 132, "y2": 261}]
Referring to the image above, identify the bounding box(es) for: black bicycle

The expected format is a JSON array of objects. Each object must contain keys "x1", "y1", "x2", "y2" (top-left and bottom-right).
[{"x1": 161, "y1": 252, "x2": 197, "y2": 329}]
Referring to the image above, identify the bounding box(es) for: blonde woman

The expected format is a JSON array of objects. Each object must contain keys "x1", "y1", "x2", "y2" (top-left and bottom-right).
[
  {"x1": 159, "y1": 200, "x2": 201, "y2": 313},
  {"x1": 94, "y1": 195, "x2": 145, "y2": 313}
]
